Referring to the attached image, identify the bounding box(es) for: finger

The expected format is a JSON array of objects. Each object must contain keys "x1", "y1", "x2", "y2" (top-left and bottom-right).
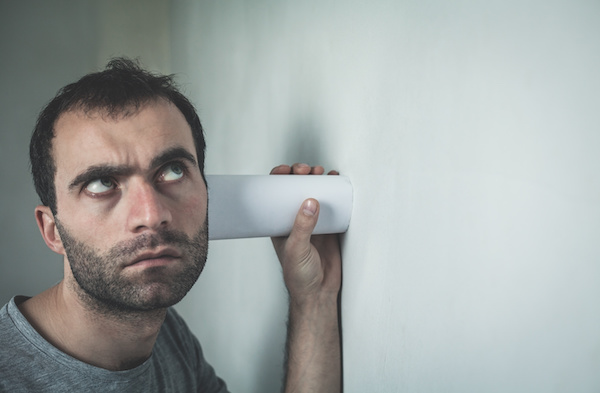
[
  {"x1": 272, "y1": 163, "x2": 335, "y2": 175},
  {"x1": 310, "y1": 165, "x2": 325, "y2": 175},
  {"x1": 291, "y1": 163, "x2": 312, "y2": 175},
  {"x1": 270, "y1": 164, "x2": 291, "y2": 175}
]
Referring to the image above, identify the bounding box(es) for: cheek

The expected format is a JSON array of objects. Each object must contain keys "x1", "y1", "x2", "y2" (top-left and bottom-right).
[
  {"x1": 57, "y1": 213, "x2": 114, "y2": 247},
  {"x1": 56, "y1": 198, "x2": 120, "y2": 248},
  {"x1": 175, "y1": 192, "x2": 207, "y2": 229}
]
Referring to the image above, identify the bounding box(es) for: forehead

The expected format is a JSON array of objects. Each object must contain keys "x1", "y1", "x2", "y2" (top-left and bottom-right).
[{"x1": 52, "y1": 100, "x2": 196, "y2": 174}]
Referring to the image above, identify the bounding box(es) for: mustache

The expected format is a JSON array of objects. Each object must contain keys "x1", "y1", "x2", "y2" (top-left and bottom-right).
[{"x1": 107, "y1": 229, "x2": 193, "y2": 259}]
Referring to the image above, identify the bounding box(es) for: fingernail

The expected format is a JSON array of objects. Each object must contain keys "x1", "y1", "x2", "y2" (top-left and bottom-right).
[{"x1": 303, "y1": 199, "x2": 317, "y2": 216}]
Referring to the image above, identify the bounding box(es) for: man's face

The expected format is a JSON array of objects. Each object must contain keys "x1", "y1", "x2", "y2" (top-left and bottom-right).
[{"x1": 51, "y1": 100, "x2": 208, "y2": 313}]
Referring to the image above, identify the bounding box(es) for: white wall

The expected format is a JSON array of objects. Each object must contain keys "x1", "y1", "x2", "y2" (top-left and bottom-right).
[{"x1": 171, "y1": 1, "x2": 600, "y2": 392}]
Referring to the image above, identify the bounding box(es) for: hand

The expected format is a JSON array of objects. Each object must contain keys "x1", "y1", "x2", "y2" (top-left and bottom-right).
[
  {"x1": 270, "y1": 164, "x2": 342, "y2": 306},
  {"x1": 271, "y1": 163, "x2": 343, "y2": 392}
]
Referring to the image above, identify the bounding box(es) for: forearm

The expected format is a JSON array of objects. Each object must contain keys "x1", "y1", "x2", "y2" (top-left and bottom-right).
[{"x1": 284, "y1": 293, "x2": 341, "y2": 393}]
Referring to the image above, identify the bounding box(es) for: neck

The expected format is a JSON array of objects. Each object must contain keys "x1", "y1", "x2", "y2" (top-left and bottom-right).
[{"x1": 19, "y1": 281, "x2": 167, "y2": 371}]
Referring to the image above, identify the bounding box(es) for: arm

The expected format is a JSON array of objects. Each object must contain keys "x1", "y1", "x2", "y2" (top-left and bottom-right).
[{"x1": 270, "y1": 164, "x2": 342, "y2": 393}]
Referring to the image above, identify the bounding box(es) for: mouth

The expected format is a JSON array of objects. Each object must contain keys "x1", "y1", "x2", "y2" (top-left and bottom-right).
[{"x1": 126, "y1": 248, "x2": 182, "y2": 269}]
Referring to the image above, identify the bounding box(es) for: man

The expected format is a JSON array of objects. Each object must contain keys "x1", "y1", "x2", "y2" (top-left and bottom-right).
[{"x1": 0, "y1": 58, "x2": 341, "y2": 392}]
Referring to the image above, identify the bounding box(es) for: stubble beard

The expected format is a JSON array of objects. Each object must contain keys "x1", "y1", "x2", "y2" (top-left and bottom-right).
[{"x1": 55, "y1": 218, "x2": 208, "y2": 318}]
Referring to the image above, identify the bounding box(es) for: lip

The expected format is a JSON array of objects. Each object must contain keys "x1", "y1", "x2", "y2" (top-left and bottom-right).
[{"x1": 126, "y1": 248, "x2": 182, "y2": 269}]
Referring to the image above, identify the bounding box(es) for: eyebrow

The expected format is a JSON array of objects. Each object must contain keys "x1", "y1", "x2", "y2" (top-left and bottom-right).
[
  {"x1": 149, "y1": 146, "x2": 198, "y2": 171},
  {"x1": 68, "y1": 146, "x2": 198, "y2": 191}
]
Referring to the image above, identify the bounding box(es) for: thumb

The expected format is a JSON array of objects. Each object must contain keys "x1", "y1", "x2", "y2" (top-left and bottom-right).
[{"x1": 288, "y1": 198, "x2": 320, "y2": 246}]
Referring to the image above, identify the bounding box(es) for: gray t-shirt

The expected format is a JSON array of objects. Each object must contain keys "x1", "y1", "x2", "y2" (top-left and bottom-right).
[{"x1": 0, "y1": 296, "x2": 229, "y2": 393}]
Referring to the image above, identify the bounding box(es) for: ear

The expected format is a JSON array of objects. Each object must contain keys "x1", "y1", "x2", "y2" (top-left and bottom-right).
[{"x1": 35, "y1": 206, "x2": 65, "y2": 255}]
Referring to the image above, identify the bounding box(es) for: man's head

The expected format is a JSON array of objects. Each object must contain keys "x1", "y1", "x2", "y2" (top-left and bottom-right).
[
  {"x1": 30, "y1": 59, "x2": 209, "y2": 314},
  {"x1": 30, "y1": 57, "x2": 206, "y2": 216}
]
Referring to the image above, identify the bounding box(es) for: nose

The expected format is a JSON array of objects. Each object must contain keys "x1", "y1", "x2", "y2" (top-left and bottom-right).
[{"x1": 126, "y1": 180, "x2": 172, "y2": 232}]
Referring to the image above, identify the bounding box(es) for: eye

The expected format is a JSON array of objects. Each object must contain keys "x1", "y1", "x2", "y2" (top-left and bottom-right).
[
  {"x1": 85, "y1": 178, "x2": 116, "y2": 194},
  {"x1": 159, "y1": 162, "x2": 185, "y2": 182}
]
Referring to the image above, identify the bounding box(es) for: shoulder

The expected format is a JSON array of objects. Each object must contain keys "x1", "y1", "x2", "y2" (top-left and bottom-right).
[
  {"x1": 0, "y1": 297, "x2": 33, "y2": 346},
  {"x1": 0, "y1": 297, "x2": 55, "y2": 391},
  {"x1": 153, "y1": 307, "x2": 229, "y2": 393},
  {"x1": 0, "y1": 299, "x2": 15, "y2": 346},
  {"x1": 153, "y1": 307, "x2": 203, "y2": 375}
]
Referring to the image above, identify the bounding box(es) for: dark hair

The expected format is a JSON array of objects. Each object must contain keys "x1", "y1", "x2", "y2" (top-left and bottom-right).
[{"x1": 30, "y1": 58, "x2": 206, "y2": 215}]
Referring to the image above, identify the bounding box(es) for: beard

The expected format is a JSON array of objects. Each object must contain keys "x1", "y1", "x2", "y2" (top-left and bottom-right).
[{"x1": 55, "y1": 218, "x2": 208, "y2": 316}]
